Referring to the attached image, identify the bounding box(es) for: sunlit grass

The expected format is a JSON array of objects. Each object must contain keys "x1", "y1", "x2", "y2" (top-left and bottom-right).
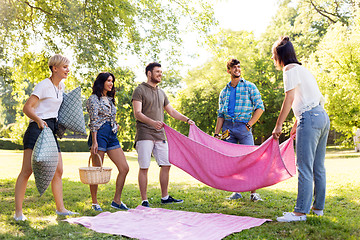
[{"x1": 0, "y1": 147, "x2": 359, "y2": 239}]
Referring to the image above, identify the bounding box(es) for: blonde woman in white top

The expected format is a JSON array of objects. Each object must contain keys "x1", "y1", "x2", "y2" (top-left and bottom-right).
[
  {"x1": 14, "y1": 54, "x2": 77, "y2": 221},
  {"x1": 271, "y1": 37, "x2": 330, "y2": 222}
]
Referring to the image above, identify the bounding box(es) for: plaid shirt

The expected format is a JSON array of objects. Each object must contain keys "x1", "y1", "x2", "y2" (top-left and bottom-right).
[{"x1": 217, "y1": 79, "x2": 264, "y2": 122}]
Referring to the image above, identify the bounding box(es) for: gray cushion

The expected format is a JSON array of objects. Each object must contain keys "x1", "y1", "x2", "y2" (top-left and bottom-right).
[
  {"x1": 31, "y1": 127, "x2": 59, "y2": 196},
  {"x1": 57, "y1": 87, "x2": 86, "y2": 138}
]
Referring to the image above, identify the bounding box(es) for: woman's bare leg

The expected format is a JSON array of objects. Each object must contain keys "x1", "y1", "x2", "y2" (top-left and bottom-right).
[
  {"x1": 14, "y1": 149, "x2": 33, "y2": 217},
  {"x1": 107, "y1": 148, "x2": 129, "y2": 204}
]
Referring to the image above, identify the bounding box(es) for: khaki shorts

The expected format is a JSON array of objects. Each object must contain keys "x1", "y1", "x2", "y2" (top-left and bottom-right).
[{"x1": 135, "y1": 140, "x2": 170, "y2": 169}]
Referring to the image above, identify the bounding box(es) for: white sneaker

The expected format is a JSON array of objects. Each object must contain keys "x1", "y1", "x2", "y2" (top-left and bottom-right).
[
  {"x1": 226, "y1": 192, "x2": 243, "y2": 200},
  {"x1": 311, "y1": 207, "x2": 324, "y2": 216},
  {"x1": 14, "y1": 214, "x2": 27, "y2": 221},
  {"x1": 250, "y1": 193, "x2": 263, "y2": 202},
  {"x1": 277, "y1": 212, "x2": 307, "y2": 222}
]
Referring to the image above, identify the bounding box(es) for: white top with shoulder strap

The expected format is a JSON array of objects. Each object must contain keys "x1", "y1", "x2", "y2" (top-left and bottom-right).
[{"x1": 283, "y1": 64, "x2": 325, "y2": 119}]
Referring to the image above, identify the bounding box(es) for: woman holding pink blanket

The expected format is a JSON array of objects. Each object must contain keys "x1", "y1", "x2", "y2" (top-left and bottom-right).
[{"x1": 271, "y1": 36, "x2": 330, "y2": 222}]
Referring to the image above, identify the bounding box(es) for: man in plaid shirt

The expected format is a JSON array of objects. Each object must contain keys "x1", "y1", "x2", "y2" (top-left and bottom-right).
[{"x1": 214, "y1": 58, "x2": 265, "y2": 202}]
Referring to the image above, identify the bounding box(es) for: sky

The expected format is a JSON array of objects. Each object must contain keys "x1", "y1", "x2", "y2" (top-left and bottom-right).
[{"x1": 213, "y1": 0, "x2": 279, "y2": 36}]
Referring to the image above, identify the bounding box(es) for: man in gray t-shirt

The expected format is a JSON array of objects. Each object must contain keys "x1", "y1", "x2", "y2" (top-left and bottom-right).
[{"x1": 131, "y1": 62, "x2": 194, "y2": 207}]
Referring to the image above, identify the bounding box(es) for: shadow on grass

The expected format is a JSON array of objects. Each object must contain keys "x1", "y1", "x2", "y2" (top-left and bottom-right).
[
  {"x1": 0, "y1": 178, "x2": 359, "y2": 240},
  {"x1": 325, "y1": 155, "x2": 360, "y2": 159}
]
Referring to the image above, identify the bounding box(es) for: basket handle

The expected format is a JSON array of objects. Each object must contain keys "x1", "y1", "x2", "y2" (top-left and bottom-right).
[{"x1": 88, "y1": 153, "x2": 103, "y2": 171}]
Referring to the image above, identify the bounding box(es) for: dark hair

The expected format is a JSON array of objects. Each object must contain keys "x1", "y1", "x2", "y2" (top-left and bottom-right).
[
  {"x1": 272, "y1": 36, "x2": 301, "y2": 67},
  {"x1": 145, "y1": 62, "x2": 161, "y2": 76},
  {"x1": 92, "y1": 72, "x2": 116, "y2": 105},
  {"x1": 226, "y1": 58, "x2": 240, "y2": 70}
]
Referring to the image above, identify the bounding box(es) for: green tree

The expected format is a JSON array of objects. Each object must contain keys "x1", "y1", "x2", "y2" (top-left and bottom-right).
[
  {"x1": 308, "y1": 19, "x2": 360, "y2": 143},
  {"x1": 168, "y1": 63, "x2": 221, "y2": 135},
  {"x1": 0, "y1": 67, "x2": 16, "y2": 126},
  {"x1": 0, "y1": 0, "x2": 216, "y2": 69},
  {"x1": 0, "y1": 0, "x2": 216, "y2": 143},
  {"x1": 255, "y1": 0, "x2": 356, "y2": 141},
  {"x1": 170, "y1": 30, "x2": 286, "y2": 141},
  {"x1": 112, "y1": 67, "x2": 137, "y2": 143},
  {"x1": 293, "y1": 0, "x2": 360, "y2": 144}
]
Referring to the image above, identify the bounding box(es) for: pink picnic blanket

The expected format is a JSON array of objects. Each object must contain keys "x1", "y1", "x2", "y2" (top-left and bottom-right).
[
  {"x1": 164, "y1": 124, "x2": 296, "y2": 192},
  {"x1": 65, "y1": 206, "x2": 271, "y2": 240}
]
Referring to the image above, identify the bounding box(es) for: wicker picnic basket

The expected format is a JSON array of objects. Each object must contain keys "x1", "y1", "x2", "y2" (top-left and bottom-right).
[{"x1": 79, "y1": 153, "x2": 112, "y2": 184}]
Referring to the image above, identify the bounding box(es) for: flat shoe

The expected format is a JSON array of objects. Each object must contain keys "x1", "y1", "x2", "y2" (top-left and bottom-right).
[
  {"x1": 56, "y1": 210, "x2": 79, "y2": 216},
  {"x1": 111, "y1": 201, "x2": 129, "y2": 210},
  {"x1": 92, "y1": 204, "x2": 103, "y2": 211}
]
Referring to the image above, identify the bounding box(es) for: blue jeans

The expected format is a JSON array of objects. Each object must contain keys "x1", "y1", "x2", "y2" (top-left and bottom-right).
[
  {"x1": 222, "y1": 120, "x2": 254, "y2": 145},
  {"x1": 294, "y1": 105, "x2": 330, "y2": 214}
]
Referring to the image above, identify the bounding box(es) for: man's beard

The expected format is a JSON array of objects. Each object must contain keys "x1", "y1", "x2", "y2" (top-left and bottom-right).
[
  {"x1": 150, "y1": 76, "x2": 161, "y2": 83},
  {"x1": 232, "y1": 73, "x2": 241, "y2": 78}
]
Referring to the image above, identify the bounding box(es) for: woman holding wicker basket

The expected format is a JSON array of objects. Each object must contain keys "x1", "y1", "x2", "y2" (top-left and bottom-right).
[{"x1": 86, "y1": 72, "x2": 129, "y2": 211}]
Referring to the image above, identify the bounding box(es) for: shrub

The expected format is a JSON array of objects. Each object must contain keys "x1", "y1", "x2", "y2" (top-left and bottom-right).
[
  {"x1": 0, "y1": 138, "x2": 133, "y2": 152},
  {"x1": 121, "y1": 141, "x2": 134, "y2": 152},
  {"x1": 58, "y1": 139, "x2": 89, "y2": 152},
  {"x1": 0, "y1": 138, "x2": 22, "y2": 150}
]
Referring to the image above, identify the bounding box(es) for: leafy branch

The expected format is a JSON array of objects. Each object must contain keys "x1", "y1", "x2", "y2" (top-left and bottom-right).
[
  {"x1": 307, "y1": 0, "x2": 350, "y2": 25},
  {"x1": 24, "y1": 1, "x2": 53, "y2": 16}
]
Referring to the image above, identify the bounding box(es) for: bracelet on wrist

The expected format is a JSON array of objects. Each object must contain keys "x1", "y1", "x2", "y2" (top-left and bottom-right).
[
  {"x1": 186, "y1": 118, "x2": 190, "y2": 123},
  {"x1": 245, "y1": 122, "x2": 252, "y2": 129}
]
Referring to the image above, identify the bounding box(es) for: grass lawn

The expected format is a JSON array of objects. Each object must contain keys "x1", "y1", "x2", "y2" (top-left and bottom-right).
[{"x1": 0, "y1": 147, "x2": 359, "y2": 239}]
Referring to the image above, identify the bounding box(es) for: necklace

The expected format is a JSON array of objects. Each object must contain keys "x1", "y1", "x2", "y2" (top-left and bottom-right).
[{"x1": 50, "y1": 77, "x2": 59, "y2": 98}]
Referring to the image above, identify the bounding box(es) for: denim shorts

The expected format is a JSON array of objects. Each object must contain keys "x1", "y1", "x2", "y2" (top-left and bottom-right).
[
  {"x1": 222, "y1": 120, "x2": 254, "y2": 145},
  {"x1": 23, "y1": 118, "x2": 61, "y2": 152},
  {"x1": 88, "y1": 122, "x2": 121, "y2": 152}
]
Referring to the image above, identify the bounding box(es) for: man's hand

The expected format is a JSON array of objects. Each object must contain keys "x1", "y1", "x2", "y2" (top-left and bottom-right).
[
  {"x1": 152, "y1": 120, "x2": 164, "y2": 130},
  {"x1": 187, "y1": 119, "x2": 195, "y2": 125},
  {"x1": 245, "y1": 122, "x2": 252, "y2": 131},
  {"x1": 214, "y1": 133, "x2": 221, "y2": 139}
]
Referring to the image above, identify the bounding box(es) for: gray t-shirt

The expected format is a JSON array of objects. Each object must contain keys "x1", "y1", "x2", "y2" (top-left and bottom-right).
[{"x1": 132, "y1": 82, "x2": 170, "y2": 142}]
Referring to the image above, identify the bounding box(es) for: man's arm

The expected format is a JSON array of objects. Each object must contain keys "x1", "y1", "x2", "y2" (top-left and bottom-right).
[
  {"x1": 214, "y1": 117, "x2": 224, "y2": 137},
  {"x1": 164, "y1": 104, "x2": 194, "y2": 124},
  {"x1": 247, "y1": 83, "x2": 265, "y2": 130},
  {"x1": 247, "y1": 108, "x2": 264, "y2": 129},
  {"x1": 132, "y1": 100, "x2": 164, "y2": 130},
  {"x1": 214, "y1": 88, "x2": 227, "y2": 137}
]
